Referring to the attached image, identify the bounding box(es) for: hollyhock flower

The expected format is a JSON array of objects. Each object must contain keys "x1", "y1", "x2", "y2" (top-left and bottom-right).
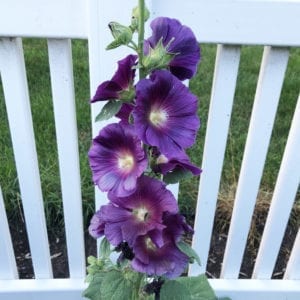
[
  {"x1": 144, "y1": 17, "x2": 200, "y2": 80},
  {"x1": 162, "y1": 212, "x2": 194, "y2": 243},
  {"x1": 103, "y1": 176, "x2": 178, "y2": 246},
  {"x1": 131, "y1": 229, "x2": 189, "y2": 278},
  {"x1": 133, "y1": 70, "x2": 200, "y2": 155},
  {"x1": 88, "y1": 122, "x2": 147, "y2": 197},
  {"x1": 153, "y1": 149, "x2": 201, "y2": 176},
  {"x1": 88, "y1": 208, "x2": 105, "y2": 239},
  {"x1": 90, "y1": 54, "x2": 137, "y2": 102}
]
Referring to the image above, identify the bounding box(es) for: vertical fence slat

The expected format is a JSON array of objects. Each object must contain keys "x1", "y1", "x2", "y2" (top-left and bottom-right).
[
  {"x1": 189, "y1": 45, "x2": 241, "y2": 276},
  {"x1": 253, "y1": 94, "x2": 300, "y2": 279},
  {"x1": 221, "y1": 46, "x2": 290, "y2": 279},
  {"x1": 47, "y1": 39, "x2": 85, "y2": 278},
  {"x1": 0, "y1": 186, "x2": 18, "y2": 279},
  {"x1": 0, "y1": 37, "x2": 52, "y2": 279},
  {"x1": 285, "y1": 229, "x2": 300, "y2": 280}
]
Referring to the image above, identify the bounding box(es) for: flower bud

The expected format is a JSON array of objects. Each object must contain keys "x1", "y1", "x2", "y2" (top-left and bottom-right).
[
  {"x1": 106, "y1": 22, "x2": 133, "y2": 50},
  {"x1": 143, "y1": 38, "x2": 176, "y2": 71},
  {"x1": 131, "y1": 6, "x2": 150, "y2": 31}
]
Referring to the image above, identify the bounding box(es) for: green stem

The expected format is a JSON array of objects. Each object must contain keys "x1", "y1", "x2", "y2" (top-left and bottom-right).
[{"x1": 138, "y1": 0, "x2": 146, "y2": 79}]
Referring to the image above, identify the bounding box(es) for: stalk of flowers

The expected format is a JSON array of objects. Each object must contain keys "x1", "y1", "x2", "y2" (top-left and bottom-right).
[{"x1": 85, "y1": 2, "x2": 205, "y2": 298}]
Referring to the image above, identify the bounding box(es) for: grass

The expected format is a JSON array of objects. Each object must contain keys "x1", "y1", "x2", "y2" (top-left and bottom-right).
[{"x1": 0, "y1": 39, "x2": 299, "y2": 228}]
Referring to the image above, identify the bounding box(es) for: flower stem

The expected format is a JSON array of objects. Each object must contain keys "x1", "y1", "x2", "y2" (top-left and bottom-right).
[{"x1": 138, "y1": 0, "x2": 146, "y2": 79}]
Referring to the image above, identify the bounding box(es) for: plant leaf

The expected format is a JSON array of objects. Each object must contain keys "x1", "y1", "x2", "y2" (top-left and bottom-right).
[
  {"x1": 176, "y1": 241, "x2": 201, "y2": 266},
  {"x1": 99, "y1": 237, "x2": 111, "y2": 258},
  {"x1": 160, "y1": 280, "x2": 190, "y2": 300},
  {"x1": 100, "y1": 269, "x2": 141, "y2": 300},
  {"x1": 82, "y1": 273, "x2": 105, "y2": 300},
  {"x1": 95, "y1": 100, "x2": 122, "y2": 122},
  {"x1": 176, "y1": 274, "x2": 217, "y2": 300},
  {"x1": 163, "y1": 169, "x2": 193, "y2": 184}
]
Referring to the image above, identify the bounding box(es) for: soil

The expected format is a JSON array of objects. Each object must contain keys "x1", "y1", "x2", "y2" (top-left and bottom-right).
[{"x1": 9, "y1": 208, "x2": 298, "y2": 280}]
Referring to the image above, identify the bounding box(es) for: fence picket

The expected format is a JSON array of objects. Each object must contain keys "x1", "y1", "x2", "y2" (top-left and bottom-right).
[
  {"x1": 47, "y1": 39, "x2": 86, "y2": 278},
  {"x1": 0, "y1": 186, "x2": 18, "y2": 279},
  {"x1": 0, "y1": 37, "x2": 52, "y2": 279},
  {"x1": 285, "y1": 229, "x2": 300, "y2": 280},
  {"x1": 253, "y1": 94, "x2": 300, "y2": 279},
  {"x1": 221, "y1": 46, "x2": 290, "y2": 279},
  {"x1": 189, "y1": 45, "x2": 241, "y2": 276}
]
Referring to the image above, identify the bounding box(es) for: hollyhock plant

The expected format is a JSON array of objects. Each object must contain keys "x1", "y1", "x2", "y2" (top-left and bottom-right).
[
  {"x1": 83, "y1": 2, "x2": 221, "y2": 299},
  {"x1": 133, "y1": 70, "x2": 200, "y2": 155},
  {"x1": 88, "y1": 122, "x2": 147, "y2": 197},
  {"x1": 144, "y1": 17, "x2": 200, "y2": 80},
  {"x1": 90, "y1": 54, "x2": 137, "y2": 103}
]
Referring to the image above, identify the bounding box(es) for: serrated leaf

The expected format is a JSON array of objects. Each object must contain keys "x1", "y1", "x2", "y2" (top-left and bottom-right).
[
  {"x1": 95, "y1": 100, "x2": 122, "y2": 122},
  {"x1": 176, "y1": 241, "x2": 201, "y2": 266},
  {"x1": 176, "y1": 274, "x2": 217, "y2": 300},
  {"x1": 82, "y1": 273, "x2": 105, "y2": 300},
  {"x1": 100, "y1": 269, "x2": 139, "y2": 300},
  {"x1": 163, "y1": 169, "x2": 193, "y2": 184},
  {"x1": 160, "y1": 280, "x2": 190, "y2": 300}
]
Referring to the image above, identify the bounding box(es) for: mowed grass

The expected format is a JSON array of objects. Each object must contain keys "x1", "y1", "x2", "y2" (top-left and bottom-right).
[{"x1": 0, "y1": 39, "x2": 299, "y2": 226}]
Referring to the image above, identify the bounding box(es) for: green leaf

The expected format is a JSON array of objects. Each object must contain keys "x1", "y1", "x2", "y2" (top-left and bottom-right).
[
  {"x1": 176, "y1": 241, "x2": 201, "y2": 266},
  {"x1": 82, "y1": 273, "x2": 105, "y2": 300},
  {"x1": 176, "y1": 274, "x2": 217, "y2": 300},
  {"x1": 218, "y1": 298, "x2": 232, "y2": 300},
  {"x1": 160, "y1": 280, "x2": 190, "y2": 300},
  {"x1": 100, "y1": 269, "x2": 141, "y2": 300},
  {"x1": 99, "y1": 237, "x2": 111, "y2": 258},
  {"x1": 95, "y1": 100, "x2": 122, "y2": 122},
  {"x1": 163, "y1": 169, "x2": 193, "y2": 184}
]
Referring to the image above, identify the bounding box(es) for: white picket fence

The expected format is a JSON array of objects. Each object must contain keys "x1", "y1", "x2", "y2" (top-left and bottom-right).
[{"x1": 0, "y1": 0, "x2": 299, "y2": 299}]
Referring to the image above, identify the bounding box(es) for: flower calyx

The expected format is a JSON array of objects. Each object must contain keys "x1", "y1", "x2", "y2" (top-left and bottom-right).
[{"x1": 143, "y1": 38, "x2": 177, "y2": 72}]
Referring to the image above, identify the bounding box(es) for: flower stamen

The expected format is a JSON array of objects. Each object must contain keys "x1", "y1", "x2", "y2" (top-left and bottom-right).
[
  {"x1": 133, "y1": 206, "x2": 150, "y2": 222},
  {"x1": 149, "y1": 109, "x2": 168, "y2": 127},
  {"x1": 118, "y1": 154, "x2": 134, "y2": 171}
]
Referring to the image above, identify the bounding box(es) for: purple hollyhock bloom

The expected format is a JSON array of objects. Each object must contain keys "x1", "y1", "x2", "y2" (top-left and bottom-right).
[
  {"x1": 88, "y1": 209, "x2": 105, "y2": 239},
  {"x1": 102, "y1": 176, "x2": 178, "y2": 246},
  {"x1": 162, "y1": 212, "x2": 194, "y2": 243},
  {"x1": 153, "y1": 149, "x2": 202, "y2": 176},
  {"x1": 131, "y1": 229, "x2": 189, "y2": 278},
  {"x1": 144, "y1": 17, "x2": 200, "y2": 80},
  {"x1": 88, "y1": 122, "x2": 147, "y2": 197},
  {"x1": 115, "y1": 102, "x2": 134, "y2": 124},
  {"x1": 90, "y1": 54, "x2": 137, "y2": 102},
  {"x1": 133, "y1": 70, "x2": 200, "y2": 155}
]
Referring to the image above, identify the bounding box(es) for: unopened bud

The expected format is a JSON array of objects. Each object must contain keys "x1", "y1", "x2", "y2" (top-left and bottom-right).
[
  {"x1": 131, "y1": 5, "x2": 150, "y2": 31},
  {"x1": 106, "y1": 22, "x2": 133, "y2": 50},
  {"x1": 143, "y1": 38, "x2": 176, "y2": 71}
]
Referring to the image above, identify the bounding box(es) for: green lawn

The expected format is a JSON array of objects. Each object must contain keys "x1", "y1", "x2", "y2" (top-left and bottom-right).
[{"x1": 0, "y1": 39, "x2": 299, "y2": 225}]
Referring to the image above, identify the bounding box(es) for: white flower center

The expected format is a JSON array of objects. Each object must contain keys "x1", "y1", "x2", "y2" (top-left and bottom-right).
[
  {"x1": 156, "y1": 154, "x2": 169, "y2": 164},
  {"x1": 133, "y1": 206, "x2": 149, "y2": 222},
  {"x1": 149, "y1": 109, "x2": 168, "y2": 127},
  {"x1": 145, "y1": 237, "x2": 157, "y2": 251},
  {"x1": 118, "y1": 154, "x2": 134, "y2": 171}
]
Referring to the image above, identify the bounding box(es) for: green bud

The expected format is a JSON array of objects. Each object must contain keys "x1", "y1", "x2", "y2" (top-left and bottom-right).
[
  {"x1": 143, "y1": 38, "x2": 176, "y2": 72},
  {"x1": 106, "y1": 22, "x2": 133, "y2": 50},
  {"x1": 131, "y1": 5, "x2": 150, "y2": 31}
]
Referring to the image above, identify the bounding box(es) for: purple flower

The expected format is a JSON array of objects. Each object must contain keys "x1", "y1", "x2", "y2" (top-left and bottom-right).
[
  {"x1": 131, "y1": 229, "x2": 189, "y2": 278},
  {"x1": 162, "y1": 212, "x2": 194, "y2": 243},
  {"x1": 102, "y1": 176, "x2": 178, "y2": 246},
  {"x1": 88, "y1": 122, "x2": 147, "y2": 197},
  {"x1": 144, "y1": 17, "x2": 200, "y2": 80},
  {"x1": 88, "y1": 209, "x2": 105, "y2": 239},
  {"x1": 91, "y1": 54, "x2": 137, "y2": 102},
  {"x1": 133, "y1": 70, "x2": 200, "y2": 156},
  {"x1": 115, "y1": 103, "x2": 134, "y2": 124},
  {"x1": 153, "y1": 149, "x2": 201, "y2": 176}
]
